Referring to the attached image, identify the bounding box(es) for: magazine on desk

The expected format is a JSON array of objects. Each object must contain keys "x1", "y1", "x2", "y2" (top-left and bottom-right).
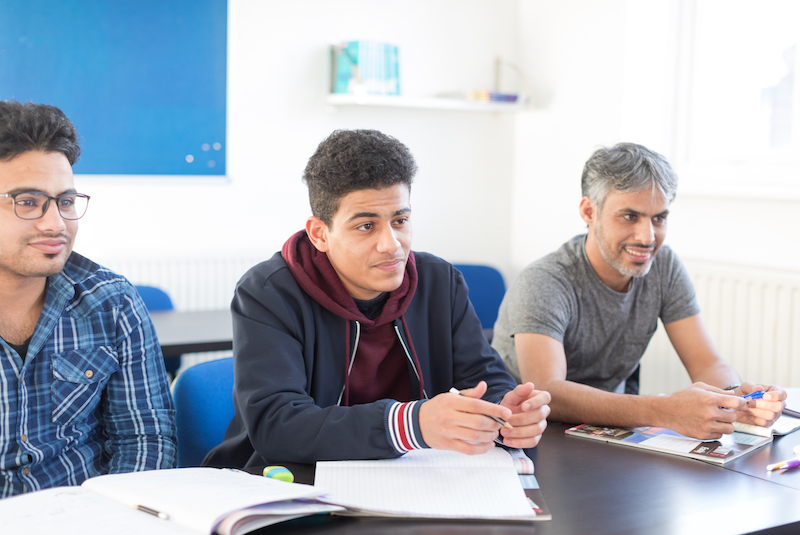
[
  {"x1": 566, "y1": 423, "x2": 773, "y2": 465},
  {"x1": 0, "y1": 467, "x2": 342, "y2": 535},
  {"x1": 506, "y1": 447, "x2": 552, "y2": 520}
]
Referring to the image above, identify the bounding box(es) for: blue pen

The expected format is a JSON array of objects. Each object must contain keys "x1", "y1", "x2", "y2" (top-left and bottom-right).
[{"x1": 742, "y1": 391, "x2": 764, "y2": 401}]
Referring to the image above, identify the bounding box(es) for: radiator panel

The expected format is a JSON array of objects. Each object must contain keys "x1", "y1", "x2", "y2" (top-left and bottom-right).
[{"x1": 641, "y1": 261, "x2": 800, "y2": 393}]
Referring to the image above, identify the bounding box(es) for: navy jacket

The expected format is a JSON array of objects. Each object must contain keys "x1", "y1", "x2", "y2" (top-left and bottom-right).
[{"x1": 204, "y1": 251, "x2": 516, "y2": 468}]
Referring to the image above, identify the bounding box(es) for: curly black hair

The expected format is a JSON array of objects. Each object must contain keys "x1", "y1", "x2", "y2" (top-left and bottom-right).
[
  {"x1": 303, "y1": 129, "x2": 417, "y2": 226},
  {"x1": 0, "y1": 100, "x2": 81, "y2": 165}
]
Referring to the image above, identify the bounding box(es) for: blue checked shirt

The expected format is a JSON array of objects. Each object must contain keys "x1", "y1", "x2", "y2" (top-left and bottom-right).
[{"x1": 0, "y1": 253, "x2": 177, "y2": 497}]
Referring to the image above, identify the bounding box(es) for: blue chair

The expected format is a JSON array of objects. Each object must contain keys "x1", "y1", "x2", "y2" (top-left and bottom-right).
[
  {"x1": 453, "y1": 264, "x2": 506, "y2": 341},
  {"x1": 135, "y1": 285, "x2": 181, "y2": 377},
  {"x1": 172, "y1": 357, "x2": 235, "y2": 467}
]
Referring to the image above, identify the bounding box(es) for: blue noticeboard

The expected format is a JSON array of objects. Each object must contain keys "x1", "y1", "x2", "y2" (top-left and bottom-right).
[{"x1": 0, "y1": 0, "x2": 227, "y2": 176}]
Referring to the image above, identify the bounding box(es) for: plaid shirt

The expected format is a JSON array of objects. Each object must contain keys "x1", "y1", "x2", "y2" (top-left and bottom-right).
[{"x1": 0, "y1": 253, "x2": 177, "y2": 497}]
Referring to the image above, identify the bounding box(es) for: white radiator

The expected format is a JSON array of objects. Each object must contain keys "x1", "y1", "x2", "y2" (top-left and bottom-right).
[
  {"x1": 640, "y1": 260, "x2": 800, "y2": 393},
  {"x1": 104, "y1": 256, "x2": 264, "y2": 311},
  {"x1": 102, "y1": 255, "x2": 265, "y2": 371},
  {"x1": 103, "y1": 255, "x2": 800, "y2": 389}
]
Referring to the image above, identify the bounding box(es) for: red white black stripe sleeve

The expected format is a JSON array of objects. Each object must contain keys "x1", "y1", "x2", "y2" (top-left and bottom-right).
[{"x1": 386, "y1": 400, "x2": 428, "y2": 453}]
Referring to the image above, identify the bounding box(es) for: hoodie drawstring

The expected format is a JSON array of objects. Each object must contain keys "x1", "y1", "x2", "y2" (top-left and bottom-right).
[
  {"x1": 338, "y1": 320, "x2": 362, "y2": 406},
  {"x1": 397, "y1": 316, "x2": 427, "y2": 400}
]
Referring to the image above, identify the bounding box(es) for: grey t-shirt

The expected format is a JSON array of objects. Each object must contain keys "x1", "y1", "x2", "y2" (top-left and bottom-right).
[{"x1": 492, "y1": 234, "x2": 700, "y2": 392}]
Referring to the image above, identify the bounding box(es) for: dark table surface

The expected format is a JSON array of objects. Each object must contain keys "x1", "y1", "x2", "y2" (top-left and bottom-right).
[
  {"x1": 149, "y1": 309, "x2": 233, "y2": 356},
  {"x1": 724, "y1": 388, "x2": 800, "y2": 491},
  {"x1": 249, "y1": 388, "x2": 800, "y2": 535}
]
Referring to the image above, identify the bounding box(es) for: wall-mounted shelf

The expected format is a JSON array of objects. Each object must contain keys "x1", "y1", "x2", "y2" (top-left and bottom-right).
[{"x1": 326, "y1": 93, "x2": 527, "y2": 113}]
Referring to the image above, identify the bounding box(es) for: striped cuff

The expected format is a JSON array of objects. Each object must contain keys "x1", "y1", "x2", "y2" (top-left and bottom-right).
[{"x1": 386, "y1": 400, "x2": 428, "y2": 454}]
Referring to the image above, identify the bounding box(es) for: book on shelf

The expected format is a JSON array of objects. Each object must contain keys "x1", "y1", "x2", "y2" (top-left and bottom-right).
[
  {"x1": 1, "y1": 467, "x2": 341, "y2": 535},
  {"x1": 565, "y1": 423, "x2": 773, "y2": 465},
  {"x1": 330, "y1": 41, "x2": 399, "y2": 96},
  {"x1": 435, "y1": 90, "x2": 523, "y2": 103},
  {"x1": 314, "y1": 447, "x2": 549, "y2": 521}
]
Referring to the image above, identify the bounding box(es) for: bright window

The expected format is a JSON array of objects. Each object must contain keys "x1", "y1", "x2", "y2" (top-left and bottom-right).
[{"x1": 677, "y1": 0, "x2": 800, "y2": 195}]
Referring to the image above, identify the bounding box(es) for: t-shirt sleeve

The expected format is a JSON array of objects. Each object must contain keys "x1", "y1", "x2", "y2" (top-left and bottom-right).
[
  {"x1": 504, "y1": 264, "x2": 574, "y2": 343},
  {"x1": 659, "y1": 248, "x2": 701, "y2": 325}
]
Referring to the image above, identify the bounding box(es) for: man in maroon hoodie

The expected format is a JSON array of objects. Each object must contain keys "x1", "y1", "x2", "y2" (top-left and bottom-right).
[{"x1": 205, "y1": 129, "x2": 551, "y2": 468}]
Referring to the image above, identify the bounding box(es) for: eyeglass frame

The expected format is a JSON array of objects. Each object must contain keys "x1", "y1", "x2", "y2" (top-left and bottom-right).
[{"x1": 0, "y1": 190, "x2": 91, "y2": 220}]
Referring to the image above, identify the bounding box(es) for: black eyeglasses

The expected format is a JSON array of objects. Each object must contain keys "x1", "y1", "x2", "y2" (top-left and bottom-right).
[{"x1": 0, "y1": 191, "x2": 90, "y2": 220}]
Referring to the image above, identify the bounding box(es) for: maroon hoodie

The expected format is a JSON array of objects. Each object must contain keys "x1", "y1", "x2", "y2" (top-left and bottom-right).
[{"x1": 281, "y1": 230, "x2": 424, "y2": 406}]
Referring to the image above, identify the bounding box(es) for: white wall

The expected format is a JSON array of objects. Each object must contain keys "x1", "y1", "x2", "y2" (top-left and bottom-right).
[
  {"x1": 65, "y1": 1, "x2": 800, "y2": 388},
  {"x1": 512, "y1": 0, "x2": 800, "y2": 391},
  {"x1": 511, "y1": 0, "x2": 800, "y2": 277},
  {"x1": 74, "y1": 0, "x2": 521, "y2": 280}
]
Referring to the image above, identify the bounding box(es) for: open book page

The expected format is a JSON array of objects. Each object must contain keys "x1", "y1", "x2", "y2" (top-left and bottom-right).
[
  {"x1": 314, "y1": 448, "x2": 536, "y2": 520},
  {"x1": 217, "y1": 500, "x2": 344, "y2": 535},
  {"x1": 733, "y1": 415, "x2": 800, "y2": 438},
  {"x1": 0, "y1": 487, "x2": 198, "y2": 535},
  {"x1": 81, "y1": 467, "x2": 325, "y2": 534}
]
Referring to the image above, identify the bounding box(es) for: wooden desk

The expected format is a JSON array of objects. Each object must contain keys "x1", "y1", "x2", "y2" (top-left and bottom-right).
[
  {"x1": 254, "y1": 390, "x2": 800, "y2": 535},
  {"x1": 149, "y1": 309, "x2": 232, "y2": 356}
]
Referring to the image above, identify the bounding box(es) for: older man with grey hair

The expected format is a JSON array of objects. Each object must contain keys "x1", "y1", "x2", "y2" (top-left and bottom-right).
[{"x1": 492, "y1": 142, "x2": 785, "y2": 440}]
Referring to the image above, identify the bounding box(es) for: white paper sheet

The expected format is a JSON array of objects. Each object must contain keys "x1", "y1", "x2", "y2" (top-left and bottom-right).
[
  {"x1": 81, "y1": 467, "x2": 325, "y2": 533},
  {"x1": 314, "y1": 448, "x2": 536, "y2": 520}
]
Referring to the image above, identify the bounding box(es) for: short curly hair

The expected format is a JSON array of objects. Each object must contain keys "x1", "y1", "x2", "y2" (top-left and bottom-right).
[
  {"x1": 0, "y1": 100, "x2": 81, "y2": 165},
  {"x1": 303, "y1": 129, "x2": 417, "y2": 226}
]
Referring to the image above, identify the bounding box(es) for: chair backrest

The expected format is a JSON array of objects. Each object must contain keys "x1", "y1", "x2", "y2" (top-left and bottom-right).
[
  {"x1": 135, "y1": 285, "x2": 181, "y2": 376},
  {"x1": 453, "y1": 264, "x2": 506, "y2": 329},
  {"x1": 172, "y1": 357, "x2": 235, "y2": 467},
  {"x1": 135, "y1": 285, "x2": 174, "y2": 312}
]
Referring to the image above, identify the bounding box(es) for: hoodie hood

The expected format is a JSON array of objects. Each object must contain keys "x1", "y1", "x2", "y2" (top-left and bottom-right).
[
  {"x1": 281, "y1": 230, "x2": 417, "y2": 327},
  {"x1": 281, "y1": 230, "x2": 424, "y2": 406}
]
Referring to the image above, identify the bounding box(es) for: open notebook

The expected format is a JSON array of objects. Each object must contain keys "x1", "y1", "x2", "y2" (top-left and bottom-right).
[
  {"x1": 733, "y1": 414, "x2": 800, "y2": 438},
  {"x1": 314, "y1": 448, "x2": 543, "y2": 521}
]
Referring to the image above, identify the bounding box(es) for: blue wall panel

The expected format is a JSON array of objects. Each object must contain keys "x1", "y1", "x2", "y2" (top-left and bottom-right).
[{"x1": 0, "y1": 0, "x2": 227, "y2": 175}]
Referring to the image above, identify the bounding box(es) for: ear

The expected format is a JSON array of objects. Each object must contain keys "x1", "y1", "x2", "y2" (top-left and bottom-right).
[
  {"x1": 578, "y1": 196, "x2": 596, "y2": 227},
  {"x1": 305, "y1": 216, "x2": 330, "y2": 252}
]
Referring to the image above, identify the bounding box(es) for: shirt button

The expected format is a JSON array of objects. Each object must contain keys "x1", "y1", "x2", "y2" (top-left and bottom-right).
[
  {"x1": 22, "y1": 468, "x2": 29, "y2": 476},
  {"x1": 85, "y1": 369, "x2": 94, "y2": 379},
  {"x1": 21, "y1": 434, "x2": 27, "y2": 442}
]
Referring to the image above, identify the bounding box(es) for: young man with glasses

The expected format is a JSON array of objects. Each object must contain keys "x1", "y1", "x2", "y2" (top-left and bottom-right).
[
  {"x1": 205, "y1": 129, "x2": 550, "y2": 468},
  {"x1": 0, "y1": 101, "x2": 176, "y2": 498}
]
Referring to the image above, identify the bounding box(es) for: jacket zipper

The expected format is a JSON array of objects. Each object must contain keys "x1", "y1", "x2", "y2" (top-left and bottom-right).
[
  {"x1": 336, "y1": 320, "x2": 361, "y2": 406},
  {"x1": 394, "y1": 324, "x2": 428, "y2": 400}
]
